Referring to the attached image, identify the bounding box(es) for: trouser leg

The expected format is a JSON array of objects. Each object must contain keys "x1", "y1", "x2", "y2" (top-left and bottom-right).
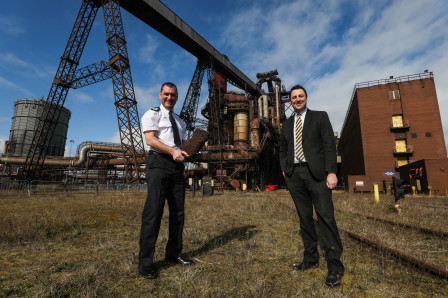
[
  {"x1": 165, "y1": 167, "x2": 185, "y2": 259},
  {"x1": 139, "y1": 167, "x2": 166, "y2": 266},
  {"x1": 311, "y1": 183, "x2": 344, "y2": 273},
  {"x1": 285, "y1": 167, "x2": 319, "y2": 263}
]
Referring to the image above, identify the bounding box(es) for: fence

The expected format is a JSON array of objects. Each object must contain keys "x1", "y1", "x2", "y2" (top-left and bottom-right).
[{"x1": 0, "y1": 180, "x2": 147, "y2": 196}]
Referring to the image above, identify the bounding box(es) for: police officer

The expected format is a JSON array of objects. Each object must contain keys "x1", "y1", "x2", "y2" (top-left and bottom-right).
[{"x1": 138, "y1": 82, "x2": 193, "y2": 279}]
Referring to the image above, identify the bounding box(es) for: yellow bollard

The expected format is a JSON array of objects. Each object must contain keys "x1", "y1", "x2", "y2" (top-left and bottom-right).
[
  {"x1": 412, "y1": 186, "x2": 416, "y2": 196},
  {"x1": 428, "y1": 185, "x2": 432, "y2": 196},
  {"x1": 374, "y1": 184, "x2": 379, "y2": 203}
]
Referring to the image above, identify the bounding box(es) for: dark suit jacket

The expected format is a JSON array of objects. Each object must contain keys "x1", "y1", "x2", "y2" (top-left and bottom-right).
[{"x1": 280, "y1": 109, "x2": 337, "y2": 180}]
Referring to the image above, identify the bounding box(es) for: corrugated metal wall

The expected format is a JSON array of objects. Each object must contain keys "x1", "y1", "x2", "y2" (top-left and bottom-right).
[{"x1": 7, "y1": 99, "x2": 71, "y2": 157}]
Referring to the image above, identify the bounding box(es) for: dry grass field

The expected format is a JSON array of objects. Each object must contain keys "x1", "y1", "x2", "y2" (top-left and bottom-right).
[{"x1": 1, "y1": 189, "x2": 447, "y2": 296}]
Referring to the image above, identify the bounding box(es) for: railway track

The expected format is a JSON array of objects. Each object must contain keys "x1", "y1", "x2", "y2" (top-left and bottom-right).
[
  {"x1": 334, "y1": 208, "x2": 448, "y2": 280},
  {"x1": 279, "y1": 201, "x2": 448, "y2": 280},
  {"x1": 334, "y1": 208, "x2": 448, "y2": 238}
]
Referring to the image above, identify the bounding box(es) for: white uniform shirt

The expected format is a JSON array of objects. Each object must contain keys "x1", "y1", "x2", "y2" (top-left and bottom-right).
[
  {"x1": 141, "y1": 104, "x2": 186, "y2": 152},
  {"x1": 294, "y1": 107, "x2": 307, "y2": 163}
]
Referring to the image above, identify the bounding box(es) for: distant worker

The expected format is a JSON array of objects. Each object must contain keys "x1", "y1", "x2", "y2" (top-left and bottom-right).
[
  {"x1": 279, "y1": 84, "x2": 344, "y2": 287},
  {"x1": 138, "y1": 82, "x2": 194, "y2": 279}
]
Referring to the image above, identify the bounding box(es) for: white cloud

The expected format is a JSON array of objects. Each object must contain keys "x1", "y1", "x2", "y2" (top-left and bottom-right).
[
  {"x1": 0, "y1": 53, "x2": 51, "y2": 79},
  {"x1": 137, "y1": 34, "x2": 160, "y2": 64},
  {"x1": 0, "y1": 76, "x2": 32, "y2": 96},
  {"x1": 108, "y1": 128, "x2": 148, "y2": 150},
  {"x1": 135, "y1": 84, "x2": 162, "y2": 112},
  {"x1": 0, "y1": 16, "x2": 25, "y2": 35},
  {"x1": 70, "y1": 90, "x2": 95, "y2": 103},
  {"x1": 217, "y1": 0, "x2": 448, "y2": 145}
]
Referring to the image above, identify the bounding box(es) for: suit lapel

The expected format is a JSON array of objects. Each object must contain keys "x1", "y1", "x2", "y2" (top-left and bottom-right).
[
  {"x1": 287, "y1": 115, "x2": 295, "y2": 141},
  {"x1": 303, "y1": 109, "x2": 312, "y2": 141}
]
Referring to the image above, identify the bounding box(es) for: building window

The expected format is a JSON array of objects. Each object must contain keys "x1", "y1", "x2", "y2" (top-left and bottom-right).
[
  {"x1": 391, "y1": 115, "x2": 403, "y2": 128},
  {"x1": 395, "y1": 140, "x2": 407, "y2": 152},
  {"x1": 425, "y1": 132, "x2": 432, "y2": 137},
  {"x1": 389, "y1": 90, "x2": 400, "y2": 100},
  {"x1": 396, "y1": 156, "x2": 408, "y2": 167},
  {"x1": 411, "y1": 133, "x2": 417, "y2": 138}
]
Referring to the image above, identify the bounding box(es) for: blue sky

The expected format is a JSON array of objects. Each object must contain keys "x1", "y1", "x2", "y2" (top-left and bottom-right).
[{"x1": 1, "y1": 0, "x2": 448, "y2": 156}]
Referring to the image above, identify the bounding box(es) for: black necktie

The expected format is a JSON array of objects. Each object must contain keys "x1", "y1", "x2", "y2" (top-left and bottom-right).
[{"x1": 169, "y1": 110, "x2": 181, "y2": 147}]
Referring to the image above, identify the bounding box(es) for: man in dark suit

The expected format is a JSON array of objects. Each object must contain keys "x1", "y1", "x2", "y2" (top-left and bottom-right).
[{"x1": 279, "y1": 84, "x2": 344, "y2": 287}]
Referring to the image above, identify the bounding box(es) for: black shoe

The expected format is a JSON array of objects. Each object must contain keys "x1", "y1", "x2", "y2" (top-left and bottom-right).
[
  {"x1": 139, "y1": 264, "x2": 156, "y2": 279},
  {"x1": 325, "y1": 271, "x2": 343, "y2": 287},
  {"x1": 292, "y1": 261, "x2": 319, "y2": 271},
  {"x1": 165, "y1": 256, "x2": 195, "y2": 266}
]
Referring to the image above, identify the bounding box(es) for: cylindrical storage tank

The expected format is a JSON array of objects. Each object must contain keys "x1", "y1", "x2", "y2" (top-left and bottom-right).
[
  {"x1": 7, "y1": 99, "x2": 71, "y2": 157},
  {"x1": 234, "y1": 111, "x2": 249, "y2": 147}
]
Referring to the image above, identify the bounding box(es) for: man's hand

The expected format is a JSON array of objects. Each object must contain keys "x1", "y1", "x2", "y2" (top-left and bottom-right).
[
  {"x1": 172, "y1": 149, "x2": 189, "y2": 162},
  {"x1": 326, "y1": 172, "x2": 337, "y2": 189}
]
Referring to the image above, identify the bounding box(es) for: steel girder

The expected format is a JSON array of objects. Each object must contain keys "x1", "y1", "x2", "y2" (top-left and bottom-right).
[
  {"x1": 180, "y1": 59, "x2": 208, "y2": 140},
  {"x1": 21, "y1": 0, "x2": 100, "y2": 181},
  {"x1": 69, "y1": 60, "x2": 112, "y2": 89},
  {"x1": 21, "y1": 0, "x2": 145, "y2": 183},
  {"x1": 102, "y1": 0, "x2": 145, "y2": 183}
]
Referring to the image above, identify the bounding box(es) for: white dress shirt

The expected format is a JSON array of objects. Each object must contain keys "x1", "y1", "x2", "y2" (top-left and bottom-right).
[{"x1": 141, "y1": 104, "x2": 186, "y2": 151}]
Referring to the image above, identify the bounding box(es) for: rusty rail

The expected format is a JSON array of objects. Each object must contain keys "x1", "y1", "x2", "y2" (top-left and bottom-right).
[
  {"x1": 335, "y1": 209, "x2": 448, "y2": 238},
  {"x1": 340, "y1": 228, "x2": 448, "y2": 280}
]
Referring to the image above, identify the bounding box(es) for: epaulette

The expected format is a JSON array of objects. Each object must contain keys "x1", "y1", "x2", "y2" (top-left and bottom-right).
[{"x1": 151, "y1": 107, "x2": 160, "y2": 111}]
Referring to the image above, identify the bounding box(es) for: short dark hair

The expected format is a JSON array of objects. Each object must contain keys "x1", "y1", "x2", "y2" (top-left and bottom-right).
[
  {"x1": 160, "y1": 82, "x2": 178, "y2": 94},
  {"x1": 290, "y1": 84, "x2": 307, "y2": 98}
]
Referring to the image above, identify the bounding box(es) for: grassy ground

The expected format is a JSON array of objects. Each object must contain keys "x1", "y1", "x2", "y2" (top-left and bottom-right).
[{"x1": 1, "y1": 190, "x2": 447, "y2": 296}]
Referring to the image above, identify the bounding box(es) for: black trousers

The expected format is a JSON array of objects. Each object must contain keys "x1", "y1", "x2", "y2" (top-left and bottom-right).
[
  {"x1": 139, "y1": 152, "x2": 185, "y2": 266},
  {"x1": 284, "y1": 164, "x2": 344, "y2": 273}
]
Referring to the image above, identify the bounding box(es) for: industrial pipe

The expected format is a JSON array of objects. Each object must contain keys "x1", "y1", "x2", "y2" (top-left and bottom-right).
[
  {"x1": 250, "y1": 118, "x2": 261, "y2": 148},
  {"x1": 188, "y1": 150, "x2": 258, "y2": 163},
  {"x1": 258, "y1": 96, "x2": 263, "y2": 118},
  {"x1": 0, "y1": 144, "x2": 125, "y2": 167}
]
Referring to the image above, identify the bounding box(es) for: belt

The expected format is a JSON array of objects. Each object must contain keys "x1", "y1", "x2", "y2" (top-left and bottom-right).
[
  {"x1": 294, "y1": 162, "x2": 308, "y2": 167},
  {"x1": 148, "y1": 150, "x2": 170, "y2": 158}
]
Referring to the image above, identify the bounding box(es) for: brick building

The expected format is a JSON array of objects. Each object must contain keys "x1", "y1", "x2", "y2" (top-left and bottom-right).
[{"x1": 338, "y1": 72, "x2": 446, "y2": 193}]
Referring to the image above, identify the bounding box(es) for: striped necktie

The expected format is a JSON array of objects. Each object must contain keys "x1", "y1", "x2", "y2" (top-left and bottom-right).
[{"x1": 295, "y1": 115, "x2": 304, "y2": 161}]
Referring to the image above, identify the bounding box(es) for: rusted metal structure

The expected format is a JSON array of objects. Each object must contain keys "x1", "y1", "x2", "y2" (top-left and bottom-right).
[
  {"x1": 20, "y1": 0, "x2": 145, "y2": 183},
  {"x1": 4, "y1": 0, "x2": 290, "y2": 189},
  {"x1": 184, "y1": 68, "x2": 288, "y2": 190},
  {"x1": 338, "y1": 72, "x2": 447, "y2": 193}
]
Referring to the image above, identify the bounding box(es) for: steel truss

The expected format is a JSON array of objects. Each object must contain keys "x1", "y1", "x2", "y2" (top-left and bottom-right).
[
  {"x1": 180, "y1": 58, "x2": 208, "y2": 139},
  {"x1": 102, "y1": 0, "x2": 145, "y2": 183},
  {"x1": 20, "y1": 0, "x2": 145, "y2": 183}
]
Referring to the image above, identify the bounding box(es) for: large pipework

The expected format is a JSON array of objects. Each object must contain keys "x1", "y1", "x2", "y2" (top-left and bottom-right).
[
  {"x1": 263, "y1": 95, "x2": 269, "y2": 119},
  {"x1": 0, "y1": 144, "x2": 124, "y2": 167},
  {"x1": 250, "y1": 118, "x2": 261, "y2": 148},
  {"x1": 188, "y1": 150, "x2": 258, "y2": 163}
]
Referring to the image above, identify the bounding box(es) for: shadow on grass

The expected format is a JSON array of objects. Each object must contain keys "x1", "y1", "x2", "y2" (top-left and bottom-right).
[{"x1": 155, "y1": 225, "x2": 259, "y2": 269}]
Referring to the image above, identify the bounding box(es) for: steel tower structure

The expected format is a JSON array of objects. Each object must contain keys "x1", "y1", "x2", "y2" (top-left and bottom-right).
[{"x1": 21, "y1": 0, "x2": 145, "y2": 183}]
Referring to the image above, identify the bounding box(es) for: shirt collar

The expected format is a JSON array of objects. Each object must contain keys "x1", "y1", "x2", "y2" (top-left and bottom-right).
[
  {"x1": 160, "y1": 104, "x2": 171, "y2": 116},
  {"x1": 295, "y1": 107, "x2": 307, "y2": 117}
]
